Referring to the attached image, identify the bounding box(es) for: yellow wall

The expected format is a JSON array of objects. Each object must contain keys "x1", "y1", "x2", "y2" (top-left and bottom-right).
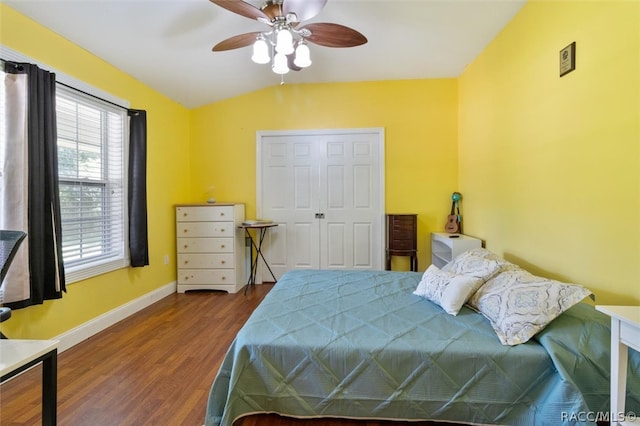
[
  {"x1": 0, "y1": 5, "x2": 192, "y2": 338},
  {"x1": 458, "y1": 0, "x2": 640, "y2": 304},
  {"x1": 190, "y1": 80, "x2": 459, "y2": 271}
]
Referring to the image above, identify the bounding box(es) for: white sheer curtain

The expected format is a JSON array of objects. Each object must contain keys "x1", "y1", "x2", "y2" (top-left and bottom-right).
[{"x1": 0, "y1": 69, "x2": 30, "y2": 303}]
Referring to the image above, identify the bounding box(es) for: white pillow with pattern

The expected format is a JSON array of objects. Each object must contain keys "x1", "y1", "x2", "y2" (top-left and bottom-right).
[
  {"x1": 441, "y1": 248, "x2": 512, "y2": 281},
  {"x1": 414, "y1": 264, "x2": 484, "y2": 315},
  {"x1": 468, "y1": 269, "x2": 592, "y2": 345}
]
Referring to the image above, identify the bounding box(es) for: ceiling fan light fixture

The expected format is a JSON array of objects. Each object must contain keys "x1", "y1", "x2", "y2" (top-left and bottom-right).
[
  {"x1": 272, "y1": 52, "x2": 290, "y2": 74},
  {"x1": 210, "y1": 0, "x2": 367, "y2": 78},
  {"x1": 275, "y1": 28, "x2": 294, "y2": 55},
  {"x1": 251, "y1": 37, "x2": 270, "y2": 64},
  {"x1": 293, "y1": 42, "x2": 311, "y2": 68}
]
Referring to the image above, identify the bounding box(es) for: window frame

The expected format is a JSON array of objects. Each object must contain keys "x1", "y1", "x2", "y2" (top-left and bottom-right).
[{"x1": 1, "y1": 45, "x2": 131, "y2": 284}]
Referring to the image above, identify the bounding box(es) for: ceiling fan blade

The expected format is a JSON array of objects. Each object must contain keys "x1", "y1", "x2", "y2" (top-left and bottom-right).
[
  {"x1": 283, "y1": 0, "x2": 327, "y2": 22},
  {"x1": 212, "y1": 32, "x2": 261, "y2": 51},
  {"x1": 300, "y1": 23, "x2": 367, "y2": 48},
  {"x1": 210, "y1": 0, "x2": 269, "y2": 22},
  {"x1": 261, "y1": 2, "x2": 281, "y2": 21}
]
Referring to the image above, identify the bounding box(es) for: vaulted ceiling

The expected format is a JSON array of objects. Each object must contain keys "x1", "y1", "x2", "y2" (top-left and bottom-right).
[{"x1": 5, "y1": 0, "x2": 526, "y2": 108}]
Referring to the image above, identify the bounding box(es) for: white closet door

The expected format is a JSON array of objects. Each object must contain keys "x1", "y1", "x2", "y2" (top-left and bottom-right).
[
  {"x1": 260, "y1": 134, "x2": 323, "y2": 276},
  {"x1": 320, "y1": 133, "x2": 381, "y2": 269},
  {"x1": 258, "y1": 129, "x2": 384, "y2": 279}
]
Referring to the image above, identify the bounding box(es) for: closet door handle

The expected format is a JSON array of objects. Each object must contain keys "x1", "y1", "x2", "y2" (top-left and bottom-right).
[{"x1": 315, "y1": 213, "x2": 325, "y2": 219}]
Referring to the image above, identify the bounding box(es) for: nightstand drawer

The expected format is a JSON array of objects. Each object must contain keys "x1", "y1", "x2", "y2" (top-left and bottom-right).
[{"x1": 621, "y1": 320, "x2": 640, "y2": 352}]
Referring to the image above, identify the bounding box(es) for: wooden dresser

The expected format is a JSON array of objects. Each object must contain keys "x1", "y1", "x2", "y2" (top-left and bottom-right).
[
  {"x1": 385, "y1": 214, "x2": 418, "y2": 272},
  {"x1": 175, "y1": 203, "x2": 246, "y2": 293}
]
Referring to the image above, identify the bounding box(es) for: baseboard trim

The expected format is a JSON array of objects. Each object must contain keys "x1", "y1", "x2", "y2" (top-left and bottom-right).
[{"x1": 54, "y1": 281, "x2": 176, "y2": 353}]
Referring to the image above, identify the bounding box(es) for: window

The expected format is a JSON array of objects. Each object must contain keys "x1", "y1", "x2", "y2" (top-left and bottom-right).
[
  {"x1": 56, "y1": 85, "x2": 129, "y2": 282},
  {"x1": 1, "y1": 45, "x2": 130, "y2": 283}
]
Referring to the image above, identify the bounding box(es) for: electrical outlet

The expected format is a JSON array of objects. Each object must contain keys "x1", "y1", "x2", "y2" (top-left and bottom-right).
[{"x1": 164, "y1": 255, "x2": 169, "y2": 265}]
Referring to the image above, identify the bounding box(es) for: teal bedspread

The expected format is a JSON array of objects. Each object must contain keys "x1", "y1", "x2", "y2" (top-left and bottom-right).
[{"x1": 205, "y1": 270, "x2": 640, "y2": 426}]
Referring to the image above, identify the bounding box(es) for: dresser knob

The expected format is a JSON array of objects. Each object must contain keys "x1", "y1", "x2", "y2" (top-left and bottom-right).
[
  {"x1": 221, "y1": 260, "x2": 226, "y2": 265},
  {"x1": 183, "y1": 229, "x2": 188, "y2": 233},
  {"x1": 183, "y1": 212, "x2": 188, "y2": 217},
  {"x1": 183, "y1": 245, "x2": 188, "y2": 249},
  {"x1": 220, "y1": 213, "x2": 225, "y2": 217},
  {"x1": 221, "y1": 276, "x2": 226, "y2": 280},
  {"x1": 221, "y1": 229, "x2": 225, "y2": 233},
  {"x1": 184, "y1": 260, "x2": 189, "y2": 265}
]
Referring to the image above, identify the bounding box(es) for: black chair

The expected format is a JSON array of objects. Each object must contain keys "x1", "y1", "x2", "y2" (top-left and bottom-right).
[{"x1": 1, "y1": 230, "x2": 27, "y2": 338}]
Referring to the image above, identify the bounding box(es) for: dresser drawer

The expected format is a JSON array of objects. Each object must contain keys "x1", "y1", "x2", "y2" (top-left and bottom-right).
[
  {"x1": 177, "y1": 237, "x2": 234, "y2": 253},
  {"x1": 177, "y1": 222, "x2": 234, "y2": 238},
  {"x1": 176, "y1": 205, "x2": 234, "y2": 222},
  {"x1": 177, "y1": 269, "x2": 236, "y2": 285},
  {"x1": 390, "y1": 239, "x2": 415, "y2": 251},
  {"x1": 178, "y1": 253, "x2": 234, "y2": 269},
  {"x1": 389, "y1": 216, "x2": 416, "y2": 230},
  {"x1": 390, "y1": 228, "x2": 415, "y2": 241}
]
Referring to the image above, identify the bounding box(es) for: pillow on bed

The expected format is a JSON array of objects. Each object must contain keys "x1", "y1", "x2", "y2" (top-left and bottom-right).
[
  {"x1": 414, "y1": 264, "x2": 484, "y2": 315},
  {"x1": 442, "y1": 248, "x2": 519, "y2": 281},
  {"x1": 467, "y1": 269, "x2": 593, "y2": 345}
]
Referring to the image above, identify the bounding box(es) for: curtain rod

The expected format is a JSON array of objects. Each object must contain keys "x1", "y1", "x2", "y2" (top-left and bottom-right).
[
  {"x1": 1, "y1": 57, "x2": 135, "y2": 113},
  {"x1": 1, "y1": 58, "x2": 24, "y2": 71},
  {"x1": 56, "y1": 81, "x2": 133, "y2": 113}
]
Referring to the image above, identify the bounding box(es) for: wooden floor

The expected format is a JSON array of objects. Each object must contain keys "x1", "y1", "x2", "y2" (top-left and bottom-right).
[{"x1": 0, "y1": 284, "x2": 463, "y2": 426}]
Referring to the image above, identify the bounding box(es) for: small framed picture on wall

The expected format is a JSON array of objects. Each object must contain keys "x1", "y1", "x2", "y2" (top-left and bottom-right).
[{"x1": 560, "y1": 41, "x2": 576, "y2": 77}]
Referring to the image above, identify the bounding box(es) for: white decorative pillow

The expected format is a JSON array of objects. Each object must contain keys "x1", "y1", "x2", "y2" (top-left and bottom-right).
[
  {"x1": 441, "y1": 248, "x2": 510, "y2": 282},
  {"x1": 468, "y1": 269, "x2": 593, "y2": 345},
  {"x1": 414, "y1": 264, "x2": 484, "y2": 315}
]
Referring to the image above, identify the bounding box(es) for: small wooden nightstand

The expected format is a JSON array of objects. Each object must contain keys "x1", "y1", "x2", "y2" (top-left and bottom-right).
[
  {"x1": 385, "y1": 214, "x2": 417, "y2": 272},
  {"x1": 595, "y1": 305, "x2": 640, "y2": 426}
]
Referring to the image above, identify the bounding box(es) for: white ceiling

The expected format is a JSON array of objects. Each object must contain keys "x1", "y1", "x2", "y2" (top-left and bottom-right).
[{"x1": 4, "y1": 0, "x2": 526, "y2": 109}]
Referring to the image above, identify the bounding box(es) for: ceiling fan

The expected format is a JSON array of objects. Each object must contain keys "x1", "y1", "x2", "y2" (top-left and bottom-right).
[{"x1": 210, "y1": 0, "x2": 367, "y2": 75}]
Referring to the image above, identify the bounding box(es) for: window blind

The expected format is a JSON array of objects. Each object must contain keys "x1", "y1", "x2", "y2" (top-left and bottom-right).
[{"x1": 56, "y1": 85, "x2": 129, "y2": 282}]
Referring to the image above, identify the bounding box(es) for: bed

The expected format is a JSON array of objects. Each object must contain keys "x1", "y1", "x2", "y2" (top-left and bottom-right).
[{"x1": 205, "y1": 267, "x2": 640, "y2": 426}]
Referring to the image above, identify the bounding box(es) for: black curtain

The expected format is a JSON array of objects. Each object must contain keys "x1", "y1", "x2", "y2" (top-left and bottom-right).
[
  {"x1": 5, "y1": 63, "x2": 66, "y2": 309},
  {"x1": 128, "y1": 109, "x2": 149, "y2": 267}
]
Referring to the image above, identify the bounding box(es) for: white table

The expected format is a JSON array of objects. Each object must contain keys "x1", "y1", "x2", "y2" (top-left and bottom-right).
[
  {"x1": 0, "y1": 339, "x2": 59, "y2": 425},
  {"x1": 596, "y1": 306, "x2": 640, "y2": 426}
]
